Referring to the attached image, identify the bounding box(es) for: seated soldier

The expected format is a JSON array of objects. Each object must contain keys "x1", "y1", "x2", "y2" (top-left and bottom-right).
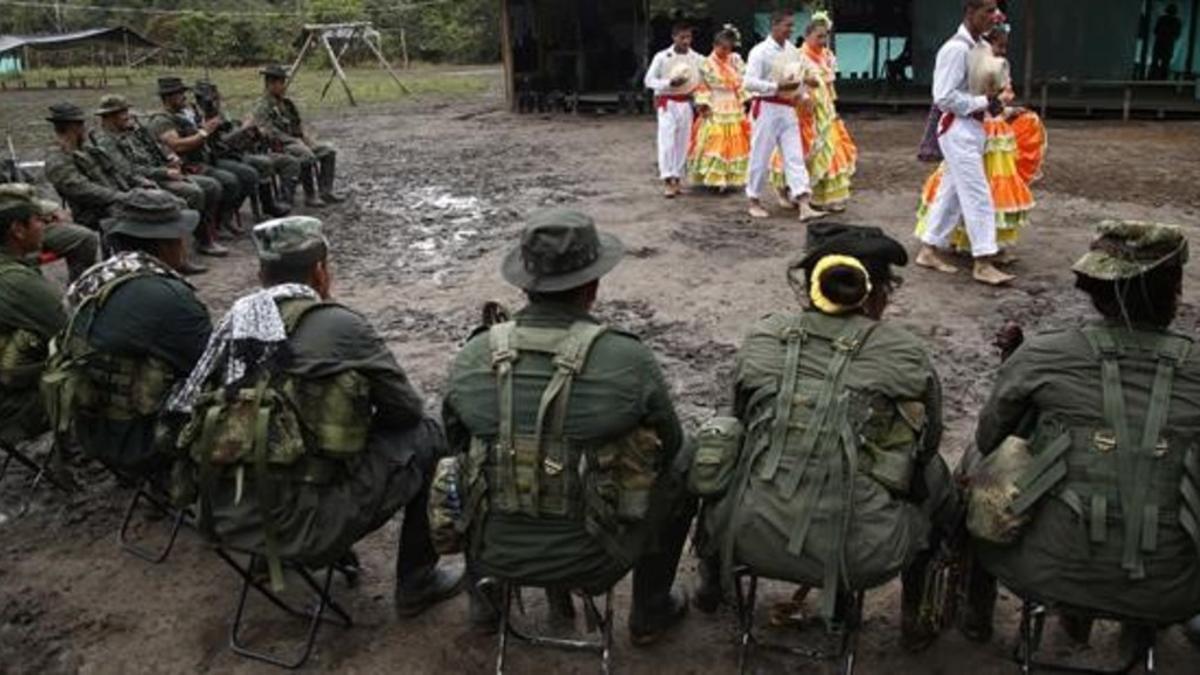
[
  {"x1": 253, "y1": 66, "x2": 344, "y2": 207},
  {"x1": 442, "y1": 210, "x2": 695, "y2": 644},
  {"x1": 0, "y1": 177, "x2": 98, "y2": 282},
  {"x1": 44, "y1": 189, "x2": 212, "y2": 481},
  {"x1": 699, "y1": 223, "x2": 955, "y2": 651},
  {"x1": 1, "y1": 187, "x2": 67, "y2": 449},
  {"x1": 44, "y1": 103, "x2": 143, "y2": 230},
  {"x1": 969, "y1": 221, "x2": 1200, "y2": 638},
  {"x1": 169, "y1": 217, "x2": 461, "y2": 614}
]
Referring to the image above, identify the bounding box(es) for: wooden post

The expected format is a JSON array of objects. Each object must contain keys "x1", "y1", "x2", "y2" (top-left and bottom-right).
[
  {"x1": 287, "y1": 32, "x2": 316, "y2": 88},
  {"x1": 321, "y1": 28, "x2": 357, "y2": 101},
  {"x1": 362, "y1": 29, "x2": 412, "y2": 94},
  {"x1": 400, "y1": 28, "x2": 410, "y2": 69},
  {"x1": 1040, "y1": 81, "x2": 1048, "y2": 118},
  {"x1": 1022, "y1": 0, "x2": 1035, "y2": 101},
  {"x1": 500, "y1": 0, "x2": 516, "y2": 112},
  {"x1": 320, "y1": 33, "x2": 357, "y2": 106},
  {"x1": 123, "y1": 32, "x2": 130, "y2": 67},
  {"x1": 1123, "y1": 86, "x2": 1133, "y2": 122}
]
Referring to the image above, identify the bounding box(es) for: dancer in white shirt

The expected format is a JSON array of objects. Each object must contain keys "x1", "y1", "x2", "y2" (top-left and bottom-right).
[
  {"x1": 744, "y1": 11, "x2": 823, "y2": 222},
  {"x1": 915, "y1": 0, "x2": 1014, "y2": 286},
  {"x1": 644, "y1": 23, "x2": 704, "y2": 198}
]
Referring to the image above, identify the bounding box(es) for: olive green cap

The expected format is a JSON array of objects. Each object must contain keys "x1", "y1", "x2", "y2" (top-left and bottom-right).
[
  {"x1": 0, "y1": 183, "x2": 59, "y2": 219},
  {"x1": 94, "y1": 94, "x2": 130, "y2": 116},
  {"x1": 252, "y1": 216, "x2": 329, "y2": 263},
  {"x1": 101, "y1": 189, "x2": 198, "y2": 239},
  {"x1": 1072, "y1": 220, "x2": 1189, "y2": 281}
]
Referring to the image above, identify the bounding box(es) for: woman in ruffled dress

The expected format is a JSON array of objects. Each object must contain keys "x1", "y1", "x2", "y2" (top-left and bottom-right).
[
  {"x1": 915, "y1": 18, "x2": 1046, "y2": 262},
  {"x1": 770, "y1": 11, "x2": 858, "y2": 212},
  {"x1": 687, "y1": 25, "x2": 751, "y2": 191}
]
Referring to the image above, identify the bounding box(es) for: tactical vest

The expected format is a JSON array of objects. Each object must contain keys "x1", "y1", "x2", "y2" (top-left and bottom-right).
[
  {"x1": 0, "y1": 260, "x2": 48, "y2": 391},
  {"x1": 997, "y1": 327, "x2": 1200, "y2": 582},
  {"x1": 41, "y1": 272, "x2": 178, "y2": 442},
  {"x1": 178, "y1": 298, "x2": 371, "y2": 589},
  {"x1": 462, "y1": 321, "x2": 662, "y2": 569},
  {"x1": 148, "y1": 112, "x2": 208, "y2": 165},
  {"x1": 717, "y1": 314, "x2": 929, "y2": 619}
]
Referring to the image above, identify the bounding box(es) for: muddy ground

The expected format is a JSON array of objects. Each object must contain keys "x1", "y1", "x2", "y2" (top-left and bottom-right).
[{"x1": 3, "y1": 74, "x2": 1200, "y2": 674}]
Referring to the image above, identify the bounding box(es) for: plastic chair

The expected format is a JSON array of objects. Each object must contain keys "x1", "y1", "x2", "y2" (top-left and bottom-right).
[{"x1": 478, "y1": 577, "x2": 615, "y2": 675}]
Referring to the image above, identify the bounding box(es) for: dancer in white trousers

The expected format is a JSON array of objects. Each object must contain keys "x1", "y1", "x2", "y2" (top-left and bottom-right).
[
  {"x1": 916, "y1": 0, "x2": 1014, "y2": 286},
  {"x1": 645, "y1": 23, "x2": 704, "y2": 198},
  {"x1": 744, "y1": 11, "x2": 822, "y2": 222}
]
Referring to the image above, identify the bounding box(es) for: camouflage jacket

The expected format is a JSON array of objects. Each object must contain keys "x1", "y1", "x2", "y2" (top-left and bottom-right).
[
  {"x1": 44, "y1": 143, "x2": 132, "y2": 227},
  {"x1": 252, "y1": 94, "x2": 304, "y2": 145},
  {"x1": 145, "y1": 110, "x2": 209, "y2": 166},
  {"x1": 0, "y1": 251, "x2": 67, "y2": 443},
  {"x1": 90, "y1": 127, "x2": 171, "y2": 183}
]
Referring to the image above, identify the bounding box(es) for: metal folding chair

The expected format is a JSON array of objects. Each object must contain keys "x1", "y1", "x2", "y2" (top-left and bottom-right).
[
  {"x1": 733, "y1": 567, "x2": 864, "y2": 675},
  {"x1": 1013, "y1": 597, "x2": 1159, "y2": 675},
  {"x1": 1, "y1": 438, "x2": 74, "y2": 514},
  {"x1": 215, "y1": 548, "x2": 354, "y2": 670},
  {"x1": 479, "y1": 577, "x2": 615, "y2": 675},
  {"x1": 116, "y1": 480, "x2": 187, "y2": 564}
]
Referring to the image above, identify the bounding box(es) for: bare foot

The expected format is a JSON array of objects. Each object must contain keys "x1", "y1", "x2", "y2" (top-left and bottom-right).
[
  {"x1": 798, "y1": 203, "x2": 827, "y2": 222},
  {"x1": 974, "y1": 261, "x2": 1016, "y2": 286},
  {"x1": 915, "y1": 246, "x2": 959, "y2": 274},
  {"x1": 776, "y1": 187, "x2": 796, "y2": 209},
  {"x1": 826, "y1": 202, "x2": 847, "y2": 213},
  {"x1": 748, "y1": 201, "x2": 770, "y2": 219},
  {"x1": 663, "y1": 181, "x2": 676, "y2": 198}
]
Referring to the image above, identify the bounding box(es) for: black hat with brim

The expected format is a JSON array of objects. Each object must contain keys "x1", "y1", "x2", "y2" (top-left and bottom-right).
[
  {"x1": 260, "y1": 65, "x2": 290, "y2": 80},
  {"x1": 793, "y1": 222, "x2": 909, "y2": 276},
  {"x1": 45, "y1": 102, "x2": 86, "y2": 123},
  {"x1": 101, "y1": 189, "x2": 199, "y2": 240},
  {"x1": 157, "y1": 76, "x2": 190, "y2": 96},
  {"x1": 501, "y1": 210, "x2": 625, "y2": 293}
]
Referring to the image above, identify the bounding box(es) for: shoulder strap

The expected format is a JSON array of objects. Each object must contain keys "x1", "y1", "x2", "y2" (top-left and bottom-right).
[
  {"x1": 1081, "y1": 326, "x2": 1190, "y2": 579},
  {"x1": 278, "y1": 297, "x2": 334, "y2": 334}
]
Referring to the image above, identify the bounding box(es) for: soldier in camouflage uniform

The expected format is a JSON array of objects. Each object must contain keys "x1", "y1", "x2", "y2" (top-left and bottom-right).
[
  {"x1": 45, "y1": 189, "x2": 212, "y2": 479},
  {"x1": 170, "y1": 216, "x2": 463, "y2": 614},
  {"x1": 0, "y1": 174, "x2": 98, "y2": 282},
  {"x1": 0, "y1": 187, "x2": 67, "y2": 446},
  {"x1": 44, "y1": 102, "x2": 145, "y2": 231},
  {"x1": 145, "y1": 77, "x2": 246, "y2": 241},
  {"x1": 253, "y1": 65, "x2": 345, "y2": 208},
  {"x1": 192, "y1": 80, "x2": 295, "y2": 216},
  {"x1": 968, "y1": 221, "x2": 1200, "y2": 641},
  {"x1": 443, "y1": 210, "x2": 695, "y2": 644}
]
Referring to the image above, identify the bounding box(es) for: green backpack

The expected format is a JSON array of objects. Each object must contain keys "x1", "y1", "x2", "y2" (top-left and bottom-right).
[
  {"x1": 41, "y1": 272, "x2": 178, "y2": 449},
  {"x1": 459, "y1": 320, "x2": 663, "y2": 571},
  {"x1": 711, "y1": 313, "x2": 930, "y2": 619},
  {"x1": 176, "y1": 298, "x2": 371, "y2": 590},
  {"x1": 977, "y1": 326, "x2": 1200, "y2": 621}
]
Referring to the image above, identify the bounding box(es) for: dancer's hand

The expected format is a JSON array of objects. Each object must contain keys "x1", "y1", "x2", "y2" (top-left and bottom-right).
[{"x1": 669, "y1": 76, "x2": 688, "y2": 88}]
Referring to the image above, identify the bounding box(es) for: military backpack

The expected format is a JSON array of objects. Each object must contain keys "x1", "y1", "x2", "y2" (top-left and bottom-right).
[{"x1": 176, "y1": 298, "x2": 371, "y2": 589}]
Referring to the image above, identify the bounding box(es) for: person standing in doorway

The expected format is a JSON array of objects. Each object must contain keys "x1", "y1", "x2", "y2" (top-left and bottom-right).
[
  {"x1": 1151, "y1": 4, "x2": 1184, "y2": 80},
  {"x1": 914, "y1": 0, "x2": 1014, "y2": 286},
  {"x1": 644, "y1": 22, "x2": 704, "y2": 198}
]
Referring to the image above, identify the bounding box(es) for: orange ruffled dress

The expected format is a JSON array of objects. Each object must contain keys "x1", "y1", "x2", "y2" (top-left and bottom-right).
[
  {"x1": 914, "y1": 110, "x2": 1047, "y2": 252},
  {"x1": 770, "y1": 43, "x2": 858, "y2": 207},
  {"x1": 687, "y1": 51, "x2": 751, "y2": 188}
]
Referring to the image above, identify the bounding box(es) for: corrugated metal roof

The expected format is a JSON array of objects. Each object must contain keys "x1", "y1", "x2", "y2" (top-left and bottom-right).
[{"x1": 0, "y1": 27, "x2": 160, "y2": 57}]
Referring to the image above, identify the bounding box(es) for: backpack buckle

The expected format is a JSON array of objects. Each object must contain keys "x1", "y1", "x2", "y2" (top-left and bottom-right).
[
  {"x1": 833, "y1": 336, "x2": 861, "y2": 353},
  {"x1": 491, "y1": 349, "x2": 517, "y2": 368}
]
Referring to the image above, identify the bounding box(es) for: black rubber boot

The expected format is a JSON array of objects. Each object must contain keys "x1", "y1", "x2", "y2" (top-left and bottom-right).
[
  {"x1": 629, "y1": 588, "x2": 689, "y2": 646},
  {"x1": 258, "y1": 182, "x2": 291, "y2": 218},
  {"x1": 301, "y1": 165, "x2": 325, "y2": 208},
  {"x1": 318, "y1": 153, "x2": 345, "y2": 203},
  {"x1": 394, "y1": 562, "x2": 465, "y2": 619}
]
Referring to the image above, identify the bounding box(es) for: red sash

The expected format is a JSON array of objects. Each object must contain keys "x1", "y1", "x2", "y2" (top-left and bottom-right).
[
  {"x1": 938, "y1": 110, "x2": 986, "y2": 136},
  {"x1": 750, "y1": 96, "x2": 795, "y2": 120},
  {"x1": 656, "y1": 94, "x2": 692, "y2": 110}
]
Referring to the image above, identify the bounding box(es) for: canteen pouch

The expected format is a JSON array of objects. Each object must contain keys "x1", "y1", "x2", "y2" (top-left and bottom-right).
[
  {"x1": 0, "y1": 328, "x2": 46, "y2": 389},
  {"x1": 282, "y1": 370, "x2": 370, "y2": 458},
  {"x1": 967, "y1": 435, "x2": 1036, "y2": 544},
  {"x1": 181, "y1": 386, "x2": 307, "y2": 467},
  {"x1": 429, "y1": 455, "x2": 466, "y2": 555},
  {"x1": 689, "y1": 416, "x2": 744, "y2": 497},
  {"x1": 861, "y1": 399, "x2": 925, "y2": 494},
  {"x1": 594, "y1": 427, "x2": 662, "y2": 523}
]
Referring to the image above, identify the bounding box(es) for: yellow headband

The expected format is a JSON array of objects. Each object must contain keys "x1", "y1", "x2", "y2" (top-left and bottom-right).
[{"x1": 809, "y1": 254, "x2": 871, "y2": 314}]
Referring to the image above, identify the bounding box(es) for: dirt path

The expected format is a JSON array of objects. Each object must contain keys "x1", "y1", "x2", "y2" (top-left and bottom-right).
[{"x1": 3, "y1": 82, "x2": 1200, "y2": 673}]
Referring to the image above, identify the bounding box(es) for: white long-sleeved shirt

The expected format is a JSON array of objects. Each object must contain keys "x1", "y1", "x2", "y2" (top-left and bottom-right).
[
  {"x1": 644, "y1": 47, "x2": 704, "y2": 94},
  {"x1": 933, "y1": 24, "x2": 990, "y2": 116},
  {"x1": 744, "y1": 37, "x2": 798, "y2": 97}
]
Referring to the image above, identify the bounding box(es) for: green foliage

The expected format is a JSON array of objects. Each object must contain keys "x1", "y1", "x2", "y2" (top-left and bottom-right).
[{"x1": 309, "y1": 0, "x2": 367, "y2": 24}]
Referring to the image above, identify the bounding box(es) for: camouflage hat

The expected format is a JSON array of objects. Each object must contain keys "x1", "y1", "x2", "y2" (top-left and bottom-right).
[
  {"x1": 101, "y1": 189, "x2": 198, "y2": 240},
  {"x1": 259, "y1": 64, "x2": 291, "y2": 80},
  {"x1": 252, "y1": 216, "x2": 329, "y2": 263},
  {"x1": 45, "y1": 102, "x2": 86, "y2": 124},
  {"x1": 1072, "y1": 220, "x2": 1189, "y2": 281},
  {"x1": 156, "y1": 76, "x2": 190, "y2": 97},
  {"x1": 501, "y1": 209, "x2": 625, "y2": 292},
  {"x1": 0, "y1": 183, "x2": 59, "y2": 220},
  {"x1": 93, "y1": 94, "x2": 130, "y2": 117}
]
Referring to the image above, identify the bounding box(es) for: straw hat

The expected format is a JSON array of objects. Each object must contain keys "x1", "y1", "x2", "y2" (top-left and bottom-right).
[
  {"x1": 663, "y1": 58, "x2": 700, "y2": 96},
  {"x1": 770, "y1": 52, "x2": 810, "y2": 100},
  {"x1": 968, "y1": 44, "x2": 1010, "y2": 96}
]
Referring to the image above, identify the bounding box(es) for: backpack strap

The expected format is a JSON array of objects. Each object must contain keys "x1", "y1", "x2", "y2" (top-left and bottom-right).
[
  {"x1": 1081, "y1": 326, "x2": 1191, "y2": 579},
  {"x1": 758, "y1": 317, "x2": 807, "y2": 481},
  {"x1": 489, "y1": 322, "x2": 522, "y2": 511},
  {"x1": 278, "y1": 297, "x2": 332, "y2": 333}
]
